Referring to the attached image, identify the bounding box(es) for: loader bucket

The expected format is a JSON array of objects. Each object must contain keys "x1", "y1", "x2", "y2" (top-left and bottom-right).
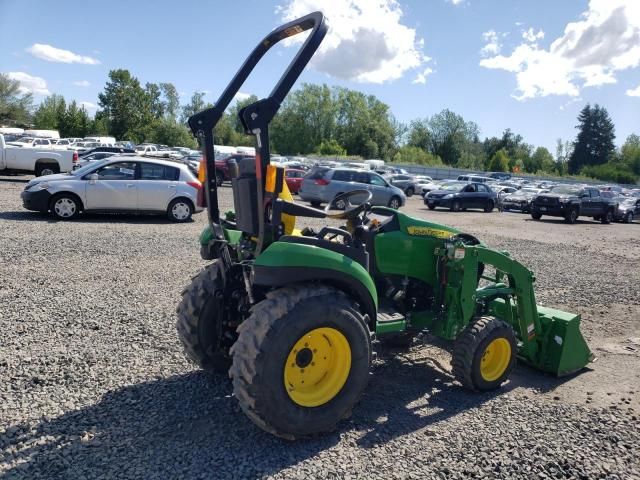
[{"x1": 534, "y1": 306, "x2": 593, "y2": 376}]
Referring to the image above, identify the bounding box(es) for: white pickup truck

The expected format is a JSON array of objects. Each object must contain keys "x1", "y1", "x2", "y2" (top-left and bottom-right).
[{"x1": 0, "y1": 134, "x2": 78, "y2": 176}]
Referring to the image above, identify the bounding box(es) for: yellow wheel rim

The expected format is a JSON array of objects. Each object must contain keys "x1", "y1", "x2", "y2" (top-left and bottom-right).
[
  {"x1": 284, "y1": 327, "x2": 351, "y2": 407},
  {"x1": 480, "y1": 338, "x2": 511, "y2": 381}
]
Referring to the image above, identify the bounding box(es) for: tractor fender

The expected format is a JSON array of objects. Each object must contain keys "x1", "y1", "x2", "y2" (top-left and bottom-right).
[{"x1": 253, "y1": 241, "x2": 377, "y2": 327}]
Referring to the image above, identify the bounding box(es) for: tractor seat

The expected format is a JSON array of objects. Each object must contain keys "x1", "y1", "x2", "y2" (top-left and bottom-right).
[{"x1": 278, "y1": 234, "x2": 369, "y2": 270}]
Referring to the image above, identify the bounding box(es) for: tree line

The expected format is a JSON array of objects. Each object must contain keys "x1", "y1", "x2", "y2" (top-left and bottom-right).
[{"x1": 1, "y1": 71, "x2": 638, "y2": 183}]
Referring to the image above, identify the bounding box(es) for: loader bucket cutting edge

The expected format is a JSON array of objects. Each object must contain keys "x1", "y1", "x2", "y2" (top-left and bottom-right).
[{"x1": 527, "y1": 306, "x2": 593, "y2": 376}]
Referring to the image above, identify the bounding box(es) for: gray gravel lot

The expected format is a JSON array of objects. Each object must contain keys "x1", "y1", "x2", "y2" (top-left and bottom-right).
[{"x1": 1, "y1": 176, "x2": 639, "y2": 479}]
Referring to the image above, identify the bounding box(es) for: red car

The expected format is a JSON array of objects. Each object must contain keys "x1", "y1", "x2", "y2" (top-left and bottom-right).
[{"x1": 285, "y1": 169, "x2": 306, "y2": 194}]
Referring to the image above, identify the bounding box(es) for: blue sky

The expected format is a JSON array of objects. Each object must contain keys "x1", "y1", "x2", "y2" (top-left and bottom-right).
[{"x1": 1, "y1": 0, "x2": 638, "y2": 153}]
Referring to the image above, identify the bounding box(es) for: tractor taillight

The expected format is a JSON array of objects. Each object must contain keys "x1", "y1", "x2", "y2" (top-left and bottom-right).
[
  {"x1": 187, "y1": 181, "x2": 205, "y2": 208},
  {"x1": 314, "y1": 178, "x2": 330, "y2": 186}
]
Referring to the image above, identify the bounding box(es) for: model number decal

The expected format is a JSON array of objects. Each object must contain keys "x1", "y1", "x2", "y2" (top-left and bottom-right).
[{"x1": 407, "y1": 226, "x2": 452, "y2": 238}]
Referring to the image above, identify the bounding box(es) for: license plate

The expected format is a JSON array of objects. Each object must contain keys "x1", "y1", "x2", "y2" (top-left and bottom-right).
[{"x1": 540, "y1": 207, "x2": 547, "y2": 211}]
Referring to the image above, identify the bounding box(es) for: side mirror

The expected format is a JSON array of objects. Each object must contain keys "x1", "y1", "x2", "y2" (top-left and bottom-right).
[{"x1": 88, "y1": 173, "x2": 99, "y2": 184}]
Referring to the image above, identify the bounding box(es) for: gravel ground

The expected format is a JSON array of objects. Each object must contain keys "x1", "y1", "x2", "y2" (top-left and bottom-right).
[{"x1": 1, "y1": 176, "x2": 639, "y2": 479}]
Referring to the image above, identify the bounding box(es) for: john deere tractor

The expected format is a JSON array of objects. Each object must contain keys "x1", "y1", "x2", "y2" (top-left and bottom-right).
[{"x1": 176, "y1": 12, "x2": 592, "y2": 440}]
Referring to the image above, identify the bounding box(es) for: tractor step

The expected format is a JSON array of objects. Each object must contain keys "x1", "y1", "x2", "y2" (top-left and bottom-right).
[{"x1": 375, "y1": 310, "x2": 406, "y2": 335}]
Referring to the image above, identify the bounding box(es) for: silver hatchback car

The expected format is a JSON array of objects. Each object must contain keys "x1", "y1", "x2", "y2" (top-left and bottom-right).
[
  {"x1": 299, "y1": 168, "x2": 406, "y2": 209},
  {"x1": 21, "y1": 156, "x2": 204, "y2": 222}
]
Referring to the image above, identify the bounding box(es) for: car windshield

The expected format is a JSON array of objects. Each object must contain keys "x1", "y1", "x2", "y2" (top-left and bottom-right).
[
  {"x1": 71, "y1": 160, "x2": 109, "y2": 176},
  {"x1": 440, "y1": 182, "x2": 466, "y2": 191},
  {"x1": 550, "y1": 185, "x2": 582, "y2": 195}
]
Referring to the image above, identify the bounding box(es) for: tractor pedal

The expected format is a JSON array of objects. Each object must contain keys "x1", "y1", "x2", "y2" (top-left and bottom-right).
[{"x1": 376, "y1": 311, "x2": 405, "y2": 323}]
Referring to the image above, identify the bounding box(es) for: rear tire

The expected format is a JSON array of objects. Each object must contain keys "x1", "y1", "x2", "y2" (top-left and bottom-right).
[
  {"x1": 176, "y1": 262, "x2": 232, "y2": 374},
  {"x1": 405, "y1": 187, "x2": 414, "y2": 197},
  {"x1": 230, "y1": 285, "x2": 371, "y2": 440},
  {"x1": 50, "y1": 193, "x2": 80, "y2": 220},
  {"x1": 215, "y1": 170, "x2": 224, "y2": 187},
  {"x1": 601, "y1": 209, "x2": 613, "y2": 224},
  {"x1": 35, "y1": 163, "x2": 59, "y2": 177},
  {"x1": 168, "y1": 198, "x2": 193, "y2": 222},
  {"x1": 531, "y1": 211, "x2": 542, "y2": 220},
  {"x1": 564, "y1": 208, "x2": 578, "y2": 224},
  {"x1": 452, "y1": 316, "x2": 516, "y2": 391},
  {"x1": 484, "y1": 200, "x2": 494, "y2": 213}
]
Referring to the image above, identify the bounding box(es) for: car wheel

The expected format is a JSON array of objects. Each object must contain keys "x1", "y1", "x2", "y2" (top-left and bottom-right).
[
  {"x1": 388, "y1": 196, "x2": 401, "y2": 210},
  {"x1": 427, "y1": 204, "x2": 436, "y2": 210},
  {"x1": 36, "y1": 163, "x2": 59, "y2": 177},
  {"x1": 531, "y1": 212, "x2": 542, "y2": 220},
  {"x1": 483, "y1": 200, "x2": 494, "y2": 213},
  {"x1": 50, "y1": 193, "x2": 80, "y2": 220},
  {"x1": 215, "y1": 170, "x2": 224, "y2": 187},
  {"x1": 405, "y1": 187, "x2": 414, "y2": 197},
  {"x1": 332, "y1": 195, "x2": 347, "y2": 210},
  {"x1": 451, "y1": 200, "x2": 461, "y2": 212},
  {"x1": 624, "y1": 212, "x2": 634, "y2": 223},
  {"x1": 601, "y1": 209, "x2": 613, "y2": 224},
  {"x1": 564, "y1": 208, "x2": 578, "y2": 224},
  {"x1": 168, "y1": 198, "x2": 193, "y2": 222}
]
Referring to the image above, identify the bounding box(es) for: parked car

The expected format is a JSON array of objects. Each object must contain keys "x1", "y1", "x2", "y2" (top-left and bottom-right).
[
  {"x1": 501, "y1": 187, "x2": 546, "y2": 213},
  {"x1": 424, "y1": 182, "x2": 498, "y2": 212},
  {"x1": 614, "y1": 197, "x2": 640, "y2": 223},
  {"x1": 74, "y1": 151, "x2": 121, "y2": 169},
  {"x1": 413, "y1": 177, "x2": 441, "y2": 196},
  {"x1": 530, "y1": 185, "x2": 618, "y2": 224},
  {"x1": 21, "y1": 157, "x2": 204, "y2": 222},
  {"x1": 386, "y1": 174, "x2": 417, "y2": 196},
  {"x1": 284, "y1": 168, "x2": 306, "y2": 194},
  {"x1": 215, "y1": 153, "x2": 254, "y2": 185},
  {"x1": 80, "y1": 146, "x2": 135, "y2": 157},
  {"x1": 0, "y1": 134, "x2": 78, "y2": 176},
  {"x1": 299, "y1": 168, "x2": 406, "y2": 209},
  {"x1": 456, "y1": 174, "x2": 493, "y2": 184},
  {"x1": 488, "y1": 172, "x2": 512, "y2": 181}
]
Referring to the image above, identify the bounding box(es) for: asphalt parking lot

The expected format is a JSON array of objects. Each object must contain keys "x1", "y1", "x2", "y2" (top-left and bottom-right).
[{"x1": 1, "y1": 175, "x2": 639, "y2": 479}]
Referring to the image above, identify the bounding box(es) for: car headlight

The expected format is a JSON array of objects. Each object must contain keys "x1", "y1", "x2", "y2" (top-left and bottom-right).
[
  {"x1": 29, "y1": 182, "x2": 49, "y2": 191},
  {"x1": 559, "y1": 197, "x2": 570, "y2": 203},
  {"x1": 443, "y1": 194, "x2": 453, "y2": 199}
]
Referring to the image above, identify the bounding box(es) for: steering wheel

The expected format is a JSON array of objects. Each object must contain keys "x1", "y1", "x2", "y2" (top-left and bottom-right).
[{"x1": 325, "y1": 190, "x2": 372, "y2": 220}]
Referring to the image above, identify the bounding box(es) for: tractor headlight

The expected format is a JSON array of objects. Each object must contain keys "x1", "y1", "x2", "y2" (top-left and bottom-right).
[{"x1": 443, "y1": 194, "x2": 453, "y2": 199}]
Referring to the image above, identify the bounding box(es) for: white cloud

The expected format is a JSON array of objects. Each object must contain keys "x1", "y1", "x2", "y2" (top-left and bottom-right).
[
  {"x1": 26, "y1": 43, "x2": 100, "y2": 65},
  {"x1": 277, "y1": 0, "x2": 429, "y2": 83},
  {"x1": 522, "y1": 27, "x2": 544, "y2": 43},
  {"x1": 72, "y1": 80, "x2": 90, "y2": 87},
  {"x1": 412, "y1": 67, "x2": 434, "y2": 84},
  {"x1": 234, "y1": 91, "x2": 252, "y2": 102},
  {"x1": 447, "y1": 0, "x2": 464, "y2": 5},
  {"x1": 6, "y1": 71, "x2": 50, "y2": 95},
  {"x1": 627, "y1": 84, "x2": 640, "y2": 96},
  {"x1": 480, "y1": 0, "x2": 640, "y2": 100},
  {"x1": 480, "y1": 30, "x2": 502, "y2": 57},
  {"x1": 559, "y1": 96, "x2": 583, "y2": 110},
  {"x1": 80, "y1": 101, "x2": 97, "y2": 112}
]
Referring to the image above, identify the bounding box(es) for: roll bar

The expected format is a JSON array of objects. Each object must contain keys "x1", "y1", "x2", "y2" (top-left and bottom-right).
[{"x1": 188, "y1": 11, "x2": 328, "y2": 236}]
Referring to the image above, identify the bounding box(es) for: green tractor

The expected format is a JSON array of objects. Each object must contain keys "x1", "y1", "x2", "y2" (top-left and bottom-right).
[{"x1": 177, "y1": 12, "x2": 592, "y2": 440}]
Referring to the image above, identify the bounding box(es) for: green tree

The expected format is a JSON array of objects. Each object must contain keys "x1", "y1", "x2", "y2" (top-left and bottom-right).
[
  {"x1": 180, "y1": 91, "x2": 208, "y2": 124},
  {"x1": 392, "y1": 145, "x2": 443, "y2": 166},
  {"x1": 152, "y1": 118, "x2": 196, "y2": 148},
  {"x1": 426, "y1": 109, "x2": 479, "y2": 165},
  {"x1": 145, "y1": 82, "x2": 163, "y2": 118},
  {"x1": 568, "y1": 104, "x2": 615, "y2": 174},
  {"x1": 620, "y1": 134, "x2": 640, "y2": 176},
  {"x1": 160, "y1": 82, "x2": 180, "y2": 120},
  {"x1": 98, "y1": 69, "x2": 155, "y2": 142},
  {"x1": 316, "y1": 139, "x2": 346, "y2": 156},
  {"x1": 488, "y1": 148, "x2": 509, "y2": 172},
  {"x1": 530, "y1": 146, "x2": 555, "y2": 173},
  {"x1": 61, "y1": 101, "x2": 91, "y2": 138},
  {"x1": 0, "y1": 73, "x2": 33, "y2": 126},
  {"x1": 33, "y1": 94, "x2": 66, "y2": 130}
]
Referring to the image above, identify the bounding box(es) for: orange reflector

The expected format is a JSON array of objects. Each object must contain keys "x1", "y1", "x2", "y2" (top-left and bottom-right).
[{"x1": 198, "y1": 158, "x2": 206, "y2": 183}]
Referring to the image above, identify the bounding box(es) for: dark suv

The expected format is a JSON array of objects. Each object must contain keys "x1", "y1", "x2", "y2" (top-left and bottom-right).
[
  {"x1": 424, "y1": 182, "x2": 498, "y2": 212},
  {"x1": 530, "y1": 185, "x2": 618, "y2": 224}
]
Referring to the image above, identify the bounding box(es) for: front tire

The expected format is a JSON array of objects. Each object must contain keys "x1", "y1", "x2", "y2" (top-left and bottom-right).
[
  {"x1": 405, "y1": 187, "x2": 414, "y2": 197},
  {"x1": 388, "y1": 196, "x2": 401, "y2": 209},
  {"x1": 484, "y1": 200, "x2": 494, "y2": 213},
  {"x1": 168, "y1": 198, "x2": 193, "y2": 222},
  {"x1": 601, "y1": 209, "x2": 613, "y2": 224},
  {"x1": 531, "y1": 211, "x2": 542, "y2": 220},
  {"x1": 624, "y1": 211, "x2": 634, "y2": 223},
  {"x1": 451, "y1": 200, "x2": 461, "y2": 212},
  {"x1": 565, "y1": 208, "x2": 578, "y2": 224},
  {"x1": 427, "y1": 204, "x2": 436, "y2": 210},
  {"x1": 452, "y1": 316, "x2": 516, "y2": 391},
  {"x1": 176, "y1": 262, "x2": 233, "y2": 374},
  {"x1": 50, "y1": 193, "x2": 80, "y2": 220},
  {"x1": 230, "y1": 285, "x2": 371, "y2": 440},
  {"x1": 215, "y1": 170, "x2": 224, "y2": 186}
]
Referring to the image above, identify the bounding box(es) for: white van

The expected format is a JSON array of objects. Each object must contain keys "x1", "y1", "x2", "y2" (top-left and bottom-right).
[
  {"x1": 214, "y1": 145, "x2": 237, "y2": 159},
  {"x1": 364, "y1": 159, "x2": 385, "y2": 170},
  {"x1": 24, "y1": 129, "x2": 60, "y2": 139},
  {"x1": 84, "y1": 136, "x2": 116, "y2": 145},
  {"x1": 457, "y1": 174, "x2": 493, "y2": 184},
  {"x1": 236, "y1": 146, "x2": 256, "y2": 156}
]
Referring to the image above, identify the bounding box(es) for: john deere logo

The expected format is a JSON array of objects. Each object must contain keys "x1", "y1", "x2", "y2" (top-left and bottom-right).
[{"x1": 407, "y1": 226, "x2": 452, "y2": 238}]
